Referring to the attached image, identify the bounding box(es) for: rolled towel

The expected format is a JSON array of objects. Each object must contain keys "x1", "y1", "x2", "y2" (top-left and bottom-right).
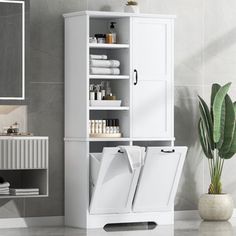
[
  {"x1": 90, "y1": 67, "x2": 120, "y2": 75},
  {"x1": 118, "y1": 146, "x2": 145, "y2": 173},
  {"x1": 90, "y1": 60, "x2": 120, "y2": 68},
  {"x1": 90, "y1": 54, "x2": 107, "y2": 60},
  {"x1": 0, "y1": 182, "x2": 10, "y2": 188}
]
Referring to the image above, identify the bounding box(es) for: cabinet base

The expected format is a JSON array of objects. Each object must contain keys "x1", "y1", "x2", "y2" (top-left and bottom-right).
[{"x1": 65, "y1": 211, "x2": 174, "y2": 229}]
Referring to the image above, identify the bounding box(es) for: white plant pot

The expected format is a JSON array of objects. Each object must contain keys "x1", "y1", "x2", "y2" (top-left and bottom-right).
[
  {"x1": 198, "y1": 194, "x2": 234, "y2": 221},
  {"x1": 124, "y1": 5, "x2": 140, "y2": 13}
]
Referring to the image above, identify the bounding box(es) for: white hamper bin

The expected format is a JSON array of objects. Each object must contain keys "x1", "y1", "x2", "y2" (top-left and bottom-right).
[{"x1": 90, "y1": 147, "x2": 145, "y2": 215}]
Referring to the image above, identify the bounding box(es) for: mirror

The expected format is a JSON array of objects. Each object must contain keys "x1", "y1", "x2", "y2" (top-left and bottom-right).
[{"x1": 0, "y1": 0, "x2": 25, "y2": 100}]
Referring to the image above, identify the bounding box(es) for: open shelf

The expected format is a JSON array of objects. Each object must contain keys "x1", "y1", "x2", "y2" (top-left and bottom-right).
[
  {"x1": 89, "y1": 106, "x2": 129, "y2": 111},
  {"x1": 89, "y1": 137, "x2": 131, "y2": 142},
  {"x1": 89, "y1": 75, "x2": 130, "y2": 80},
  {"x1": 89, "y1": 43, "x2": 130, "y2": 49},
  {"x1": 0, "y1": 194, "x2": 48, "y2": 199}
]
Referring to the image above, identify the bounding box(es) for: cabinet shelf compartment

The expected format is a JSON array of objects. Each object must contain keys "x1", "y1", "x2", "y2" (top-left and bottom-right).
[
  {"x1": 89, "y1": 48, "x2": 130, "y2": 77},
  {"x1": 0, "y1": 169, "x2": 48, "y2": 198},
  {"x1": 89, "y1": 79, "x2": 130, "y2": 107},
  {"x1": 89, "y1": 17, "x2": 130, "y2": 45},
  {"x1": 90, "y1": 110, "x2": 130, "y2": 139},
  {"x1": 89, "y1": 140, "x2": 130, "y2": 153}
]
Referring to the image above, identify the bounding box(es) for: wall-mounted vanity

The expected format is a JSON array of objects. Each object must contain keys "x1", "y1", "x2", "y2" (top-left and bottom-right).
[{"x1": 0, "y1": 0, "x2": 25, "y2": 100}]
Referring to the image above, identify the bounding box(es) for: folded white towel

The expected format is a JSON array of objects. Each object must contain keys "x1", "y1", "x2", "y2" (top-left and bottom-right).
[
  {"x1": 90, "y1": 67, "x2": 120, "y2": 75},
  {"x1": 0, "y1": 187, "x2": 9, "y2": 192},
  {"x1": 0, "y1": 192, "x2": 9, "y2": 195},
  {"x1": 0, "y1": 182, "x2": 10, "y2": 188},
  {"x1": 10, "y1": 192, "x2": 39, "y2": 196},
  {"x1": 118, "y1": 146, "x2": 144, "y2": 173},
  {"x1": 90, "y1": 54, "x2": 107, "y2": 60},
  {"x1": 0, "y1": 189, "x2": 9, "y2": 194},
  {"x1": 90, "y1": 60, "x2": 120, "y2": 68},
  {"x1": 10, "y1": 188, "x2": 39, "y2": 193}
]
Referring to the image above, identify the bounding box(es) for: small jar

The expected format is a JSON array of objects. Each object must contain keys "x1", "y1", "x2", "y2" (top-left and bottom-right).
[
  {"x1": 95, "y1": 34, "x2": 106, "y2": 44},
  {"x1": 89, "y1": 37, "x2": 97, "y2": 44},
  {"x1": 12, "y1": 122, "x2": 19, "y2": 134},
  {"x1": 106, "y1": 33, "x2": 113, "y2": 44}
]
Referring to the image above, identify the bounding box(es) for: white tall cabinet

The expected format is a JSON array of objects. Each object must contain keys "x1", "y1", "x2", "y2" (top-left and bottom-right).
[{"x1": 63, "y1": 11, "x2": 182, "y2": 229}]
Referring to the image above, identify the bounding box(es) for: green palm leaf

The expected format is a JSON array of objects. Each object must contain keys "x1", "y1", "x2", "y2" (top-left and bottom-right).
[
  {"x1": 198, "y1": 96, "x2": 214, "y2": 150},
  {"x1": 213, "y1": 82, "x2": 231, "y2": 143},
  {"x1": 198, "y1": 119, "x2": 213, "y2": 159},
  {"x1": 219, "y1": 95, "x2": 235, "y2": 154}
]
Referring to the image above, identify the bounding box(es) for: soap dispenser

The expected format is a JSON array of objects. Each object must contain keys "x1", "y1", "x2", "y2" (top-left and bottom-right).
[{"x1": 109, "y1": 22, "x2": 117, "y2": 44}]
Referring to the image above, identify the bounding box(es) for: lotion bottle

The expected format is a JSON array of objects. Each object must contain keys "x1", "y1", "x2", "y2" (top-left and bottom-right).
[{"x1": 109, "y1": 22, "x2": 117, "y2": 44}]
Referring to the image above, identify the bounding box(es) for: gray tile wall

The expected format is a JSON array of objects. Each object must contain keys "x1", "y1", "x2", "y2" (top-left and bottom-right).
[
  {"x1": 0, "y1": 0, "x2": 87, "y2": 218},
  {"x1": 0, "y1": 0, "x2": 236, "y2": 218}
]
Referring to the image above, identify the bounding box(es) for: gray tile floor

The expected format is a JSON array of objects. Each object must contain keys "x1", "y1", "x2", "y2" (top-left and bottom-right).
[{"x1": 0, "y1": 220, "x2": 235, "y2": 236}]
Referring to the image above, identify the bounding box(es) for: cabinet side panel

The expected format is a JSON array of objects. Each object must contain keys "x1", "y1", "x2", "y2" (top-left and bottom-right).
[
  {"x1": 65, "y1": 15, "x2": 88, "y2": 138},
  {"x1": 65, "y1": 141, "x2": 89, "y2": 228}
]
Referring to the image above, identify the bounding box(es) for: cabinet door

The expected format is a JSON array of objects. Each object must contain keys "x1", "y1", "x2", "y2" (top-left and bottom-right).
[
  {"x1": 133, "y1": 147, "x2": 187, "y2": 212},
  {"x1": 132, "y1": 17, "x2": 173, "y2": 139}
]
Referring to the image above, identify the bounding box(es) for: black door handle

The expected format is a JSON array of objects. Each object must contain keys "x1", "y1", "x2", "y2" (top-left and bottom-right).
[
  {"x1": 161, "y1": 149, "x2": 175, "y2": 153},
  {"x1": 134, "y1": 69, "x2": 138, "y2": 85}
]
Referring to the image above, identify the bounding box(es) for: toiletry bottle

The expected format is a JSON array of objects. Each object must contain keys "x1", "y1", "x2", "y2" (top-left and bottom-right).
[
  {"x1": 95, "y1": 120, "x2": 99, "y2": 134},
  {"x1": 116, "y1": 119, "x2": 120, "y2": 133},
  {"x1": 102, "y1": 120, "x2": 106, "y2": 134},
  {"x1": 89, "y1": 84, "x2": 95, "y2": 100},
  {"x1": 91, "y1": 120, "x2": 95, "y2": 134},
  {"x1": 106, "y1": 120, "x2": 110, "y2": 134},
  {"x1": 113, "y1": 119, "x2": 117, "y2": 133},
  {"x1": 98, "y1": 120, "x2": 102, "y2": 134},
  {"x1": 89, "y1": 120, "x2": 91, "y2": 134},
  {"x1": 105, "y1": 81, "x2": 112, "y2": 96},
  {"x1": 110, "y1": 22, "x2": 117, "y2": 44},
  {"x1": 109, "y1": 119, "x2": 114, "y2": 134},
  {"x1": 100, "y1": 81, "x2": 106, "y2": 99},
  {"x1": 106, "y1": 33, "x2": 113, "y2": 44},
  {"x1": 95, "y1": 85, "x2": 102, "y2": 100}
]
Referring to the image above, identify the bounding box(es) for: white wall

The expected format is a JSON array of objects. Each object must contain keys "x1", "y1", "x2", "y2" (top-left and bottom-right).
[{"x1": 86, "y1": 0, "x2": 236, "y2": 211}]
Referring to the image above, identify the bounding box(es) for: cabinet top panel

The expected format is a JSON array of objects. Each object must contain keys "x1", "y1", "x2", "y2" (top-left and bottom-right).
[{"x1": 63, "y1": 10, "x2": 176, "y2": 19}]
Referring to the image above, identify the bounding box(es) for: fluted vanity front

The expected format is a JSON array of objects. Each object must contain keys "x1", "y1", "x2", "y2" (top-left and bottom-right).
[
  {"x1": 0, "y1": 136, "x2": 49, "y2": 198},
  {"x1": 0, "y1": 137, "x2": 48, "y2": 170}
]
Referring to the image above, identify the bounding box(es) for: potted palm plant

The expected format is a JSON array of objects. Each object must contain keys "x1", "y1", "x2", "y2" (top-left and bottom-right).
[{"x1": 198, "y1": 82, "x2": 236, "y2": 220}]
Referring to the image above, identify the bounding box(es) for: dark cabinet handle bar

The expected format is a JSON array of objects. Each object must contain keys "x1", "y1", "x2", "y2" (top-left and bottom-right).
[
  {"x1": 118, "y1": 150, "x2": 124, "y2": 153},
  {"x1": 134, "y1": 69, "x2": 138, "y2": 85},
  {"x1": 161, "y1": 149, "x2": 175, "y2": 153}
]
